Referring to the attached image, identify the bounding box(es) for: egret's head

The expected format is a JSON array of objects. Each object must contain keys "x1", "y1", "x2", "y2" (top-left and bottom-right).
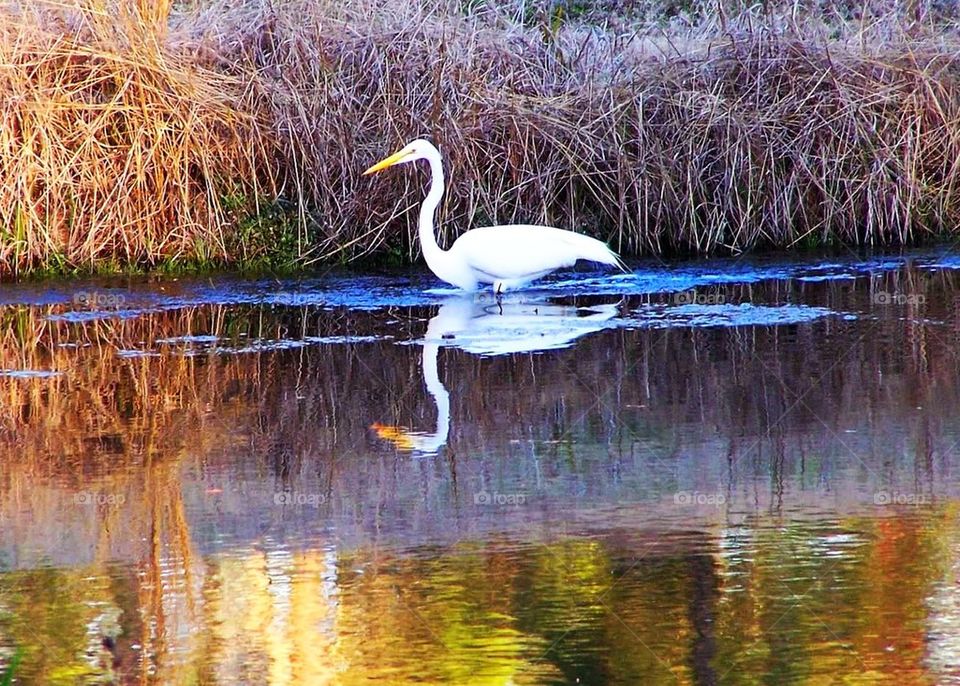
[{"x1": 363, "y1": 139, "x2": 436, "y2": 175}]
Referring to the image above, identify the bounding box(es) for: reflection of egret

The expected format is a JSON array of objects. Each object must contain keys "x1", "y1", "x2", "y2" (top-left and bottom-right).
[
  {"x1": 371, "y1": 310, "x2": 451, "y2": 455},
  {"x1": 363, "y1": 139, "x2": 626, "y2": 293},
  {"x1": 373, "y1": 295, "x2": 619, "y2": 454}
]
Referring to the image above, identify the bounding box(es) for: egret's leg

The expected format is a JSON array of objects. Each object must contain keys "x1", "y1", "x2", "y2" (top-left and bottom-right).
[{"x1": 493, "y1": 281, "x2": 505, "y2": 311}]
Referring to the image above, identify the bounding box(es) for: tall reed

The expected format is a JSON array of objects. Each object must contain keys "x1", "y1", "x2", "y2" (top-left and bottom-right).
[
  {"x1": 0, "y1": 1, "x2": 270, "y2": 276},
  {"x1": 3, "y1": 0, "x2": 960, "y2": 274},
  {"x1": 202, "y1": 0, "x2": 960, "y2": 262}
]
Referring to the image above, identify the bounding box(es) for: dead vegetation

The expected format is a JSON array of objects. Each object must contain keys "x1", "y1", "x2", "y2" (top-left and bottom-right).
[
  {"x1": 2, "y1": 0, "x2": 960, "y2": 274},
  {"x1": 0, "y1": 1, "x2": 270, "y2": 276}
]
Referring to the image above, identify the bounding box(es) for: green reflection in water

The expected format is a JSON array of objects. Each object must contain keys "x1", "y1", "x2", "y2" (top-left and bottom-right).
[
  {"x1": 0, "y1": 510, "x2": 953, "y2": 684},
  {"x1": 0, "y1": 568, "x2": 111, "y2": 684}
]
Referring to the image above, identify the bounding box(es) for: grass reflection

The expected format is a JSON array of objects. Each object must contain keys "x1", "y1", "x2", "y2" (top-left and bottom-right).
[{"x1": 0, "y1": 266, "x2": 958, "y2": 682}]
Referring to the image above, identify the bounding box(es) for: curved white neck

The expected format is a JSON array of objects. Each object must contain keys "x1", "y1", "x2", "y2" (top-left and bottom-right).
[
  {"x1": 419, "y1": 153, "x2": 447, "y2": 268},
  {"x1": 419, "y1": 342, "x2": 450, "y2": 451}
]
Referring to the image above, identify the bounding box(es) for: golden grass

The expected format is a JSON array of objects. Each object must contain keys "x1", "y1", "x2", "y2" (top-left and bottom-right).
[
  {"x1": 0, "y1": 1, "x2": 271, "y2": 276},
  {"x1": 3, "y1": 0, "x2": 960, "y2": 273}
]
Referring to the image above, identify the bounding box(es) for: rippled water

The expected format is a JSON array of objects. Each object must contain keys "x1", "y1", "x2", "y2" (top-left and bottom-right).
[{"x1": 2, "y1": 251, "x2": 960, "y2": 683}]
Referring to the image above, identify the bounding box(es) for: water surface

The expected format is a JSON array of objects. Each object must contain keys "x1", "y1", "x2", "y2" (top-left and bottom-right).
[{"x1": 2, "y1": 251, "x2": 960, "y2": 683}]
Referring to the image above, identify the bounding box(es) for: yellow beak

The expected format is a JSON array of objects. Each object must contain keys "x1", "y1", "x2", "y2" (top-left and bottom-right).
[{"x1": 363, "y1": 148, "x2": 410, "y2": 175}]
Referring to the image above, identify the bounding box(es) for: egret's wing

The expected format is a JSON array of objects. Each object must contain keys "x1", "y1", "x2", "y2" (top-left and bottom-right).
[{"x1": 452, "y1": 225, "x2": 606, "y2": 282}]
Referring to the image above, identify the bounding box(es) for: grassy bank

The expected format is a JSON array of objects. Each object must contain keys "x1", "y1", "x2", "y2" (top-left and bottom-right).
[{"x1": 2, "y1": 0, "x2": 960, "y2": 276}]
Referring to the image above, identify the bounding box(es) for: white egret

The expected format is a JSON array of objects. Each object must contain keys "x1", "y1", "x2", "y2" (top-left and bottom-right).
[{"x1": 363, "y1": 139, "x2": 626, "y2": 293}]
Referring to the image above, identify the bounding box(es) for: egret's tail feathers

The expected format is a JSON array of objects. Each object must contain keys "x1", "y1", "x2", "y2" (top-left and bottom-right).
[
  {"x1": 598, "y1": 249, "x2": 629, "y2": 274},
  {"x1": 566, "y1": 232, "x2": 628, "y2": 273},
  {"x1": 607, "y1": 251, "x2": 630, "y2": 274}
]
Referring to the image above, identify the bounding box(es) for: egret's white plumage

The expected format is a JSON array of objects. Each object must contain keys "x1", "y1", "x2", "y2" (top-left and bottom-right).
[{"x1": 363, "y1": 139, "x2": 625, "y2": 292}]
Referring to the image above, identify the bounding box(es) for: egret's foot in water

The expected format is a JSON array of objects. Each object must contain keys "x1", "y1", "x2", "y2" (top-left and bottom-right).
[{"x1": 493, "y1": 282, "x2": 505, "y2": 313}]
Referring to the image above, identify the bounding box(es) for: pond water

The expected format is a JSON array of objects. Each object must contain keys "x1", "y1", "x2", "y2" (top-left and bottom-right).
[{"x1": 1, "y1": 250, "x2": 960, "y2": 684}]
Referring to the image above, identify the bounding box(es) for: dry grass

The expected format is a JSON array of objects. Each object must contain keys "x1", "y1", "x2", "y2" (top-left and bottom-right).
[
  {"x1": 3, "y1": 0, "x2": 960, "y2": 274},
  {"x1": 201, "y1": 0, "x2": 960, "y2": 262},
  {"x1": 0, "y1": 1, "x2": 271, "y2": 276}
]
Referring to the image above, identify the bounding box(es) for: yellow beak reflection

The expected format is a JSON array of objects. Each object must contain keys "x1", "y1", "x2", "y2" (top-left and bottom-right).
[{"x1": 370, "y1": 423, "x2": 417, "y2": 451}]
